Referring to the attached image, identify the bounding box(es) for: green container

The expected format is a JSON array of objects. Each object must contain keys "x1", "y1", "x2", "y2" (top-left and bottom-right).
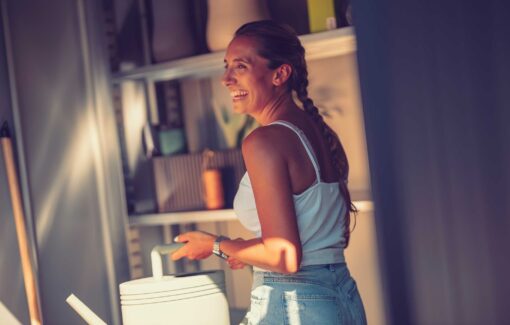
[{"x1": 158, "y1": 128, "x2": 186, "y2": 156}]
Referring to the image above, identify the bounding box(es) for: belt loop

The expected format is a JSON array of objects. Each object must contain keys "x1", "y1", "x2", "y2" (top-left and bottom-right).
[{"x1": 328, "y1": 264, "x2": 336, "y2": 272}]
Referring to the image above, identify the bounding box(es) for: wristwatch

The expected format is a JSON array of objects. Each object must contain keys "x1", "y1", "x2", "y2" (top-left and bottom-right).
[{"x1": 212, "y1": 235, "x2": 230, "y2": 260}]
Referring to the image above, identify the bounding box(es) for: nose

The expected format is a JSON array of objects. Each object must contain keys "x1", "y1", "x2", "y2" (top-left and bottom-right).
[{"x1": 221, "y1": 68, "x2": 235, "y2": 87}]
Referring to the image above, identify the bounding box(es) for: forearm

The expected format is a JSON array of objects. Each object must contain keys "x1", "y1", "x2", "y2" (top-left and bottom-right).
[{"x1": 219, "y1": 237, "x2": 300, "y2": 274}]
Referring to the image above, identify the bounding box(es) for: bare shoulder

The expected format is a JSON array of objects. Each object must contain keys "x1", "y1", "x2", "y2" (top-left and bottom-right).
[{"x1": 241, "y1": 125, "x2": 288, "y2": 163}]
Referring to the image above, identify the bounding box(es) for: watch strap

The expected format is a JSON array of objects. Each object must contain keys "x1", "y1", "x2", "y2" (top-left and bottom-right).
[{"x1": 213, "y1": 235, "x2": 230, "y2": 260}]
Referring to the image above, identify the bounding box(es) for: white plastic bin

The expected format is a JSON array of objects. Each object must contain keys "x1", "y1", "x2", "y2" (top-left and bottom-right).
[{"x1": 119, "y1": 244, "x2": 230, "y2": 325}]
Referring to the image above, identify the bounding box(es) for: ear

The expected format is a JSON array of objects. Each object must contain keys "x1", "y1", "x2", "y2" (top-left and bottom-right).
[{"x1": 272, "y1": 64, "x2": 292, "y2": 86}]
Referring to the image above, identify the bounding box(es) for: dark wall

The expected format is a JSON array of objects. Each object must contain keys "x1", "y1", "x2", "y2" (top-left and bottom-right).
[{"x1": 353, "y1": 0, "x2": 510, "y2": 324}]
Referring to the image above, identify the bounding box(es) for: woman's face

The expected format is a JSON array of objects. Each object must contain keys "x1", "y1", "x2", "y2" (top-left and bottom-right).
[{"x1": 222, "y1": 36, "x2": 277, "y2": 115}]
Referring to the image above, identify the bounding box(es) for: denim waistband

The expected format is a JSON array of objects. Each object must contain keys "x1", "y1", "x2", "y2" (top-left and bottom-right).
[
  {"x1": 300, "y1": 262, "x2": 347, "y2": 272},
  {"x1": 253, "y1": 262, "x2": 347, "y2": 274}
]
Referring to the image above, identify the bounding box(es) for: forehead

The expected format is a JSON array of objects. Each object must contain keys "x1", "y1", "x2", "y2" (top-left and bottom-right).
[{"x1": 224, "y1": 36, "x2": 262, "y2": 62}]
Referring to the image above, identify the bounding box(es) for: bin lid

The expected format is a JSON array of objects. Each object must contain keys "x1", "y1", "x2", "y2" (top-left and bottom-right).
[{"x1": 119, "y1": 270, "x2": 225, "y2": 296}]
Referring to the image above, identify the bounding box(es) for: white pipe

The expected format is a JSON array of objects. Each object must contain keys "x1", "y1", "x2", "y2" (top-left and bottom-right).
[
  {"x1": 65, "y1": 294, "x2": 107, "y2": 325},
  {"x1": 0, "y1": 301, "x2": 21, "y2": 325},
  {"x1": 150, "y1": 243, "x2": 185, "y2": 278}
]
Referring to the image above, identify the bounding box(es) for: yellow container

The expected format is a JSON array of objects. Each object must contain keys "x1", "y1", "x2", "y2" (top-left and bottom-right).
[{"x1": 307, "y1": 0, "x2": 337, "y2": 32}]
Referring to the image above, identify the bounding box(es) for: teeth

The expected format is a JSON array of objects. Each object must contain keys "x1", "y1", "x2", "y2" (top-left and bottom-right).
[{"x1": 230, "y1": 90, "x2": 248, "y2": 98}]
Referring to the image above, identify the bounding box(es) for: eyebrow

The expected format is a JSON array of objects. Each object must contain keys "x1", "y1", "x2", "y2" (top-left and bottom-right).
[{"x1": 224, "y1": 57, "x2": 252, "y2": 65}]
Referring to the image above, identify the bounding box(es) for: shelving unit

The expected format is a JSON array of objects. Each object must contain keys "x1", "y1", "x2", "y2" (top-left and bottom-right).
[
  {"x1": 129, "y1": 209, "x2": 238, "y2": 226},
  {"x1": 112, "y1": 27, "x2": 356, "y2": 83},
  {"x1": 116, "y1": 26, "x2": 366, "y2": 227}
]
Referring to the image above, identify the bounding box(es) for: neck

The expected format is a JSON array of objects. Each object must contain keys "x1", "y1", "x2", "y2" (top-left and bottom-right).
[{"x1": 252, "y1": 92, "x2": 299, "y2": 126}]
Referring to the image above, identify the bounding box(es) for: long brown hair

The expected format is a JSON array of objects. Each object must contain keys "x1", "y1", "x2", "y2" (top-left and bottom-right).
[{"x1": 235, "y1": 20, "x2": 357, "y2": 247}]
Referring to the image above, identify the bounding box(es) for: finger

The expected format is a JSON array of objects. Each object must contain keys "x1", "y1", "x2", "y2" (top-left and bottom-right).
[
  {"x1": 230, "y1": 261, "x2": 244, "y2": 269},
  {"x1": 227, "y1": 257, "x2": 244, "y2": 267},
  {"x1": 227, "y1": 256, "x2": 241, "y2": 262},
  {"x1": 170, "y1": 252, "x2": 181, "y2": 261},
  {"x1": 171, "y1": 247, "x2": 187, "y2": 260},
  {"x1": 174, "y1": 233, "x2": 189, "y2": 243}
]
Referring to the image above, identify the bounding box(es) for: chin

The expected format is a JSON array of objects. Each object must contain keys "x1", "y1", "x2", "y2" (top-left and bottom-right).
[{"x1": 232, "y1": 103, "x2": 246, "y2": 114}]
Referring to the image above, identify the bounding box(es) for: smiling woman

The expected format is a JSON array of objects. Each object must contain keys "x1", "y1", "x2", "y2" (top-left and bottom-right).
[
  {"x1": 172, "y1": 20, "x2": 366, "y2": 325},
  {"x1": 222, "y1": 38, "x2": 277, "y2": 115}
]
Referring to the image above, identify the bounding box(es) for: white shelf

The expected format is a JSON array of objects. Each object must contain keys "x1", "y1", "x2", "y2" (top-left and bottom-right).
[
  {"x1": 129, "y1": 209, "x2": 238, "y2": 226},
  {"x1": 112, "y1": 27, "x2": 356, "y2": 83},
  {"x1": 128, "y1": 199, "x2": 373, "y2": 227}
]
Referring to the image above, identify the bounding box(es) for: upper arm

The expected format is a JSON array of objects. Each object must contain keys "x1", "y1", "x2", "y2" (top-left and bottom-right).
[{"x1": 242, "y1": 128, "x2": 302, "y2": 268}]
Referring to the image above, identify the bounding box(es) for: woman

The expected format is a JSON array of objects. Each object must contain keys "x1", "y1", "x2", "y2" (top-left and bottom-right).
[{"x1": 172, "y1": 20, "x2": 367, "y2": 324}]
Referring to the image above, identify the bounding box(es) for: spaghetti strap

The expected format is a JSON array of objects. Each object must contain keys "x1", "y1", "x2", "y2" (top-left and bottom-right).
[{"x1": 269, "y1": 120, "x2": 321, "y2": 182}]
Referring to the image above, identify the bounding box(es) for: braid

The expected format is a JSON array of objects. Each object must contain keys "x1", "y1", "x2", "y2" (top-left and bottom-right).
[
  {"x1": 235, "y1": 20, "x2": 358, "y2": 247},
  {"x1": 294, "y1": 57, "x2": 357, "y2": 247}
]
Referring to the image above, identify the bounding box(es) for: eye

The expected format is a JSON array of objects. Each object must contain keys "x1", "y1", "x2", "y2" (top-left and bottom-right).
[{"x1": 236, "y1": 63, "x2": 247, "y2": 70}]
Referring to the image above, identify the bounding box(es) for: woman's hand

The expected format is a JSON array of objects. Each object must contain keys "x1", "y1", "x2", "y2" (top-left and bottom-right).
[
  {"x1": 171, "y1": 231, "x2": 216, "y2": 261},
  {"x1": 226, "y1": 238, "x2": 246, "y2": 269},
  {"x1": 227, "y1": 256, "x2": 246, "y2": 270}
]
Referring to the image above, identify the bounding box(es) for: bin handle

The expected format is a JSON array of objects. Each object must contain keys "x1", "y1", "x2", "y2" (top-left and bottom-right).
[{"x1": 150, "y1": 243, "x2": 185, "y2": 278}]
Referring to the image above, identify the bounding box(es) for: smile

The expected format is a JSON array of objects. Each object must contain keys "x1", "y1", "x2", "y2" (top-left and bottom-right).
[{"x1": 230, "y1": 90, "x2": 248, "y2": 101}]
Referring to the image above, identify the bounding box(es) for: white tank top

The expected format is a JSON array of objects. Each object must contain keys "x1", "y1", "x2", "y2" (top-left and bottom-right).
[{"x1": 233, "y1": 120, "x2": 346, "y2": 268}]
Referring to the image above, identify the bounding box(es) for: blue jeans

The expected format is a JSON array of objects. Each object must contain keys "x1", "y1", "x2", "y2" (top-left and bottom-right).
[{"x1": 241, "y1": 263, "x2": 367, "y2": 325}]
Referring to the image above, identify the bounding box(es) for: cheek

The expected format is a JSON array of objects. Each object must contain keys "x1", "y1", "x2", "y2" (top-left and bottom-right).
[{"x1": 252, "y1": 76, "x2": 273, "y2": 96}]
